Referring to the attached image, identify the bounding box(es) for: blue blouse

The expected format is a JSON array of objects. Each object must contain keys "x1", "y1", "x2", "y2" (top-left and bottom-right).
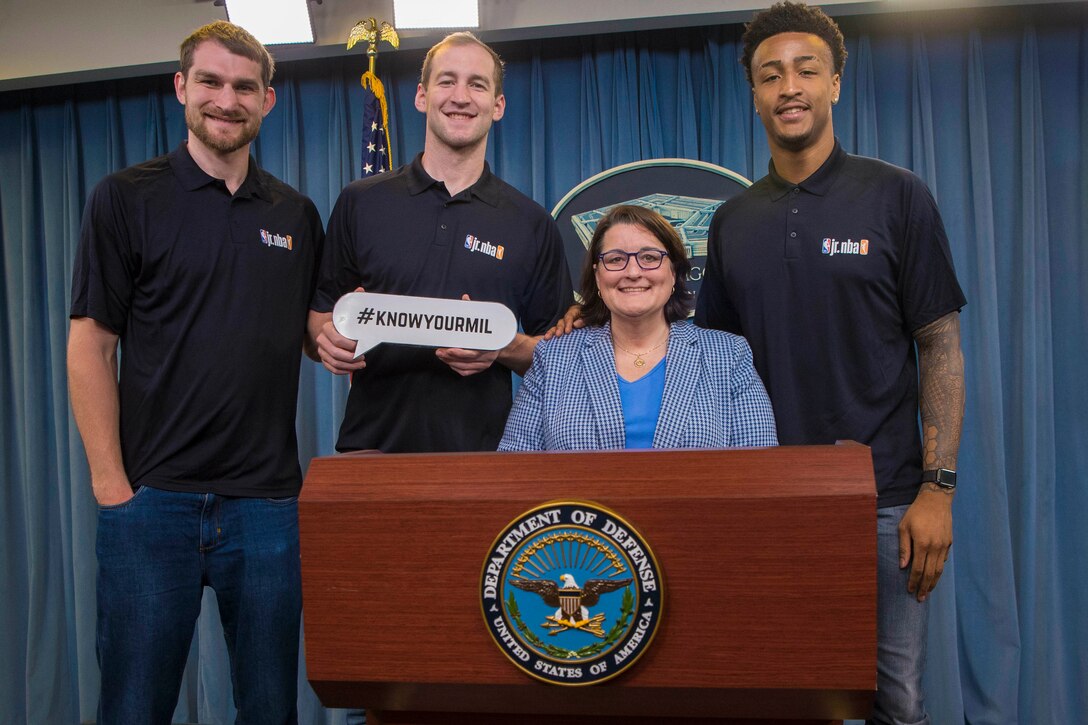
[{"x1": 617, "y1": 357, "x2": 667, "y2": 449}]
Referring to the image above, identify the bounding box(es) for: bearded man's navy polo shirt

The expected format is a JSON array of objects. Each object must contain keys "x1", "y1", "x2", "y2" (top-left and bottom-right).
[{"x1": 71, "y1": 143, "x2": 324, "y2": 497}]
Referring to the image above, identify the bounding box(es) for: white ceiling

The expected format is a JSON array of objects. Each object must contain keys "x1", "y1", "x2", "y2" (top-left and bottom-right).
[{"x1": 0, "y1": 0, "x2": 1066, "y2": 91}]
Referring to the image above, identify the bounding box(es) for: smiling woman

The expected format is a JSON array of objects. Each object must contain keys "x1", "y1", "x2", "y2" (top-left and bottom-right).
[{"x1": 498, "y1": 204, "x2": 778, "y2": 452}]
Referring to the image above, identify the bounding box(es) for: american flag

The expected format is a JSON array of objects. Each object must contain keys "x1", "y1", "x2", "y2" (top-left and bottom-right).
[{"x1": 361, "y1": 72, "x2": 391, "y2": 177}]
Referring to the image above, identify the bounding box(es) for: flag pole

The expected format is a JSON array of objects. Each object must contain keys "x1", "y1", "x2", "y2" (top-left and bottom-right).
[{"x1": 347, "y1": 18, "x2": 400, "y2": 176}]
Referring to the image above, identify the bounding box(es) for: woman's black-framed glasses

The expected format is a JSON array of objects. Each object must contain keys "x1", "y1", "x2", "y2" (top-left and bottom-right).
[{"x1": 597, "y1": 249, "x2": 668, "y2": 271}]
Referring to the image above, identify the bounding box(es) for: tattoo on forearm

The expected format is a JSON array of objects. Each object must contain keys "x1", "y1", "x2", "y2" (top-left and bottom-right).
[{"x1": 915, "y1": 312, "x2": 966, "y2": 472}]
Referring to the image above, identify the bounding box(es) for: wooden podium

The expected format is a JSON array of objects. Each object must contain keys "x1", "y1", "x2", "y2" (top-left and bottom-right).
[{"x1": 300, "y1": 444, "x2": 876, "y2": 724}]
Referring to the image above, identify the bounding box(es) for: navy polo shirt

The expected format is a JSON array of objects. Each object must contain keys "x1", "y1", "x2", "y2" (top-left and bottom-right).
[
  {"x1": 696, "y1": 141, "x2": 965, "y2": 507},
  {"x1": 312, "y1": 153, "x2": 573, "y2": 453},
  {"x1": 71, "y1": 143, "x2": 324, "y2": 497}
]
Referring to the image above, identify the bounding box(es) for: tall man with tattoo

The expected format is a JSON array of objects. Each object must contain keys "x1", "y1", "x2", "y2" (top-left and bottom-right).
[{"x1": 695, "y1": 3, "x2": 966, "y2": 723}]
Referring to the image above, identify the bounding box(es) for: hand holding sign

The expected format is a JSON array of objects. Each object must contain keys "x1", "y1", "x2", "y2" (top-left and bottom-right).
[{"x1": 332, "y1": 292, "x2": 518, "y2": 359}]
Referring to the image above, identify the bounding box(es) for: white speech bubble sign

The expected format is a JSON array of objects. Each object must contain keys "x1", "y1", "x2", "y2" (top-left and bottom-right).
[{"x1": 332, "y1": 292, "x2": 518, "y2": 358}]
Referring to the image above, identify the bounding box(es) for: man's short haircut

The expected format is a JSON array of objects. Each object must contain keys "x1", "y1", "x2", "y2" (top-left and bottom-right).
[
  {"x1": 419, "y1": 31, "x2": 505, "y2": 96},
  {"x1": 579, "y1": 205, "x2": 695, "y2": 327},
  {"x1": 740, "y1": 1, "x2": 847, "y2": 87},
  {"x1": 180, "y1": 21, "x2": 275, "y2": 89}
]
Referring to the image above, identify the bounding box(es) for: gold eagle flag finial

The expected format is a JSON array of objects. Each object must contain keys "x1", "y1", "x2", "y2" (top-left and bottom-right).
[
  {"x1": 346, "y1": 18, "x2": 400, "y2": 76},
  {"x1": 346, "y1": 18, "x2": 400, "y2": 173}
]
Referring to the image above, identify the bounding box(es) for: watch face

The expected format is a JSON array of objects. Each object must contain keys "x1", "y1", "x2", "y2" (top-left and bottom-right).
[{"x1": 924, "y1": 469, "x2": 956, "y2": 488}]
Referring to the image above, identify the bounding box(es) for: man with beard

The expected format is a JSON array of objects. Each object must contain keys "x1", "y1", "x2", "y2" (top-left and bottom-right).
[
  {"x1": 695, "y1": 3, "x2": 966, "y2": 723},
  {"x1": 67, "y1": 21, "x2": 322, "y2": 724},
  {"x1": 309, "y1": 32, "x2": 572, "y2": 454}
]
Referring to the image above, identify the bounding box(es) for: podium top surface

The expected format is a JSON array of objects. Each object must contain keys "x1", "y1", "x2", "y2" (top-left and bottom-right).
[{"x1": 302, "y1": 443, "x2": 876, "y2": 504}]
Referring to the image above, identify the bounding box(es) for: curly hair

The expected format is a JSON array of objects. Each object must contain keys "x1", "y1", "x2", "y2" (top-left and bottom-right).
[
  {"x1": 579, "y1": 205, "x2": 695, "y2": 327},
  {"x1": 180, "y1": 21, "x2": 274, "y2": 88},
  {"x1": 740, "y1": 2, "x2": 847, "y2": 86}
]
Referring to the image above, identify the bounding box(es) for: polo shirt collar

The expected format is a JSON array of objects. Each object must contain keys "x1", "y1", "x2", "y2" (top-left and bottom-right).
[
  {"x1": 168, "y1": 142, "x2": 270, "y2": 201},
  {"x1": 766, "y1": 139, "x2": 847, "y2": 200},
  {"x1": 406, "y1": 152, "x2": 503, "y2": 207}
]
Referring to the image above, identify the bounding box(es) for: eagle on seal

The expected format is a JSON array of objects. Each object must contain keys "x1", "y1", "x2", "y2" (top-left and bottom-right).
[{"x1": 512, "y1": 573, "x2": 632, "y2": 623}]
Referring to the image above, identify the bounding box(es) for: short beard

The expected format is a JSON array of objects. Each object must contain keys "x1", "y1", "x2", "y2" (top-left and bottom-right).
[{"x1": 186, "y1": 104, "x2": 260, "y2": 154}]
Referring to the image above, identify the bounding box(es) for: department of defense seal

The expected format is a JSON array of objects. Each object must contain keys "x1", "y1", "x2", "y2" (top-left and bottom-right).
[{"x1": 480, "y1": 501, "x2": 664, "y2": 685}]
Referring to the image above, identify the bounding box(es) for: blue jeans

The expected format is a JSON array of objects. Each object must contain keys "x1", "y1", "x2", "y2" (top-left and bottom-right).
[
  {"x1": 96, "y1": 486, "x2": 302, "y2": 725},
  {"x1": 866, "y1": 504, "x2": 931, "y2": 725}
]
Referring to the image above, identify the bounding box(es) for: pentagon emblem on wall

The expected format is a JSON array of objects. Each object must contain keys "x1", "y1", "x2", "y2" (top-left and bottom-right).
[
  {"x1": 570, "y1": 193, "x2": 721, "y2": 260},
  {"x1": 552, "y1": 159, "x2": 751, "y2": 302},
  {"x1": 481, "y1": 502, "x2": 664, "y2": 685}
]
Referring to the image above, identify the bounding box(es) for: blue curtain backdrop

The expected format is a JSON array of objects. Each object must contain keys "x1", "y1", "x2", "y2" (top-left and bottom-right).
[{"x1": 1, "y1": 4, "x2": 1085, "y2": 723}]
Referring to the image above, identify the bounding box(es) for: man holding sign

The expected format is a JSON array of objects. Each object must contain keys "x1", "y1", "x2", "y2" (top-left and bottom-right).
[{"x1": 309, "y1": 32, "x2": 572, "y2": 453}]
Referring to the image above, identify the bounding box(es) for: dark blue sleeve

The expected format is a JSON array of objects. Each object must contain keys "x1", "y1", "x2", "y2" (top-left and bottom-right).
[
  {"x1": 310, "y1": 184, "x2": 363, "y2": 313},
  {"x1": 897, "y1": 176, "x2": 966, "y2": 332},
  {"x1": 70, "y1": 176, "x2": 137, "y2": 335},
  {"x1": 694, "y1": 203, "x2": 742, "y2": 334},
  {"x1": 518, "y1": 214, "x2": 574, "y2": 336}
]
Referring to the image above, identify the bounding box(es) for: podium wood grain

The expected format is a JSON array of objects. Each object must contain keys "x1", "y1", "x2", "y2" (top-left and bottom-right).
[{"x1": 300, "y1": 444, "x2": 876, "y2": 721}]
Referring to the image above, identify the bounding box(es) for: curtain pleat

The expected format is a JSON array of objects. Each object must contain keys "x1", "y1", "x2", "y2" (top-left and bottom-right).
[
  {"x1": 1011, "y1": 26, "x2": 1058, "y2": 725},
  {"x1": 675, "y1": 45, "x2": 700, "y2": 159},
  {"x1": 910, "y1": 33, "x2": 938, "y2": 191},
  {"x1": 1053, "y1": 22, "x2": 1088, "y2": 720},
  {"x1": 637, "y1": 40, "x2": 664, "y2": 158},
  {"x1": 530, "y1": 48, "x2": 548, "y2": 203},
  {"x1": 939, "y1": 28, "x2": 1022, "y2": 725},
  {"x1": 579, "y1": 38, "x2": 605, "y2": 179},
  {"x1": 610, "y1": 42, "x2": 640, "y2": 166},
  {"x1": 62, "y1": 97, "x2": 100, "y2": 720},
  {"x1": 31, "y1": 99, "x2": 81, "y2": 722},
  {"x1": 853, "y1": 35, "x2": 879, "y2": 158},
  {"x1": 145, "y1": 89, "x2": 167, "y2": 162},
  {"x1": 698, "y1": 28, "x2": 724, "y2": 165}
]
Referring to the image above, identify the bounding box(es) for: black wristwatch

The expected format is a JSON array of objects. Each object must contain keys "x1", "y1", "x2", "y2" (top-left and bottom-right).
[{"x1": 921, "y1": 468, "x2": 957, "y2": 490}]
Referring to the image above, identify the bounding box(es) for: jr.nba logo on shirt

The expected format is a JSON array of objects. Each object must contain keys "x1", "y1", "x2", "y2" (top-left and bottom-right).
[
  {"x1": 464, "y1": 234, "x2": 505, "y2": 261},
  {"x1": 260, "y1": 229, "x2": 293, "y2": 251},
  {"x1": 822, "y1": 238, "x2": 869, "y2": 256}
]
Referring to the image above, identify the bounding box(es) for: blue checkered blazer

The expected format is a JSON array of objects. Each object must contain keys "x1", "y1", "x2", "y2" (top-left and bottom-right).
[{"x1": 499, "y1": 321, "x2": 778, "y2": 451}]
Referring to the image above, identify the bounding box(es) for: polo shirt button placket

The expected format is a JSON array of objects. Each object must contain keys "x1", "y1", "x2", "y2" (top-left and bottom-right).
[
  {"x1": 435, "y1": 212, "x2": 453, "y2": 248},
  {"x1": 785, "y1": 189, "x2": 802, "y2": 259}
]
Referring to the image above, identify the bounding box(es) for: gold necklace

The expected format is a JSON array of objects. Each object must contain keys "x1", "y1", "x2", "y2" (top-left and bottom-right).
[{"x1": 612, "y1": 331, "x2": 669, "y2": 368}]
